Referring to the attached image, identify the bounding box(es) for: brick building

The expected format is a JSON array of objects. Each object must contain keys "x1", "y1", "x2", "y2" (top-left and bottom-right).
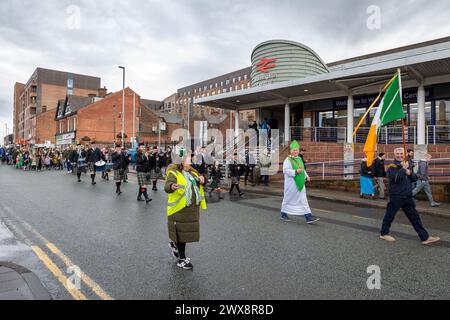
[
  {"x1": 13, "y1": 68, "x2": 102, "y2": 144},
  {"x1": 55, "y1": 87, "x2": 162, "y2": 147}
]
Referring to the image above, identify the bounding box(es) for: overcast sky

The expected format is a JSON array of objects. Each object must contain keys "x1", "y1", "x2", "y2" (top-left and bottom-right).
[{"x1": 1, "y1": 0, "x2": 450, "y2": 139}]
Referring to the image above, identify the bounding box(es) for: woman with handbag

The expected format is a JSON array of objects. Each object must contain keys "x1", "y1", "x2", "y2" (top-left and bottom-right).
[{"x1": 135, "y1": 144, "x2": 152, "y2": 203}]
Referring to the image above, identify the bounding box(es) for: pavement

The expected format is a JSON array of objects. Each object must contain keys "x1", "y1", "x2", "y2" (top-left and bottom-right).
[
  {"x1": 0, "y1": 165, "x2": 449, "y2": 300},
  {"x1": 0, "y1": 222, "x2": 53, "y2": 300},
  {"x1": 237, "y1": 180, "x2": 450, "y2": 219}
]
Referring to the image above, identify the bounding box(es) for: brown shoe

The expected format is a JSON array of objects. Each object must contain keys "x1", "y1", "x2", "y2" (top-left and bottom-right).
[
  {"x1": 380, "y1": 235, "x2": 396, "y2": 242},
  {"x1": 422, "y1": 237, "x2": 440, "y2": 245}
]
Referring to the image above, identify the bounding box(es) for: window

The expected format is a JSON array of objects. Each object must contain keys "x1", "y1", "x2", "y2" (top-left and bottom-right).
[
  {"x1": 204, "y1": 86, "x2": 207, "y2": 91},
  {"x1": 220, "y1": 81, "x2": 223, "y2": 86},
  {"x1": 223, "y1": 89, "x2": 227, "y2": 93},
  {"x1": 194, "y1": 89, "x2": 197, "y2": 93},
  {"x1": 210, "y1": 84, "x2": 213, "y2": 89},
  {"x1": 73, "y1": 118, "x2": 77, "y2": 131},
  {"x1": 238, "y1": 76, "x2": 241, "y2": 81},
  {"x1": 42, "y1": 106, "x2": 47, "y2": 113},
  {"x1": 244, "y1": 74, "x2": 248, "y2": 80},
  {"x1": 241, "y1": 84, "x2": 244, "y2": 90},
  {"x1": 215, "y1": 83, "x2": 218, "y2": 88},
  {"x1": 226, "y1": 79, "x2": 230, "y2": 85},
  {"x1": 232, "y1": 78, "x2": 236, "y2": 83},
  {"x1": 67, "y1": 118, "x2": 70, "y2": 132}
]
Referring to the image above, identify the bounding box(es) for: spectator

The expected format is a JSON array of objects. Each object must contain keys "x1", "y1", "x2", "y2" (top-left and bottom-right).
[
  {"x1": 360, "y1": 159, "x2": 374, "y2": 199},
  {"x1": 413, "y1": 154, "x2": 440, "y2": 207},
  {"x1": 373, "y1": 153, "x2": 387, "y2": 199}
]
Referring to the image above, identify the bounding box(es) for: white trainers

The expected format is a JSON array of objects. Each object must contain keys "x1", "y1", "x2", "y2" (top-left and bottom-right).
[
  {"x1": 380, "y1": 235, "x2": 396, "y2": 242},
  {"x1": 422, "y1": 237, "x2": 440, "y2": 245},
  {"x1": 177, "y1": 258, "x2": 193, "y2": 270}
]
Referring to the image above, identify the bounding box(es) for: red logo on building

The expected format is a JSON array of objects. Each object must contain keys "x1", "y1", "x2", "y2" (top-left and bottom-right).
[{"x1": 256, "y1": 57, "x2": 277, "y2": 73}]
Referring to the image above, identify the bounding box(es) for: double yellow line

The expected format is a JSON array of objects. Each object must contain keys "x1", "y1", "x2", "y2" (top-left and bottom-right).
[{"x1": 11, "y1": 216, "x2": 113, "y2": 300}]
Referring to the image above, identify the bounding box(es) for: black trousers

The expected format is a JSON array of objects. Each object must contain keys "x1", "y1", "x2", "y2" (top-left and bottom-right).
[{"x1": 381, "y1": 197, "x2": 429, "y2": 241}]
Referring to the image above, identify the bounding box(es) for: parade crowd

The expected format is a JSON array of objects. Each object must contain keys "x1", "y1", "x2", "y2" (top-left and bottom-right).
[{"x1": 0, "y1": 140, "x2": 442, "y2": 270}]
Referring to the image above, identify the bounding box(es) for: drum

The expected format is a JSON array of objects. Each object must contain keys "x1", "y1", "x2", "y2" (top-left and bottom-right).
[
  {"x1": 95, "y1": 160, "x2": 106, "y2": 172},
  {"x1": 106, "y1": 162, "x2": 113, "y2": 172}
]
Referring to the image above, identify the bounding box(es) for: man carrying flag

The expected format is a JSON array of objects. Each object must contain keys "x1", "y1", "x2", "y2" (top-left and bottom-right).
[
  {"x1": 280, "y1": 140, "x2": 320, "y2": 224},
  {"x1": 355, "y1": 70, "x2": 440, "y2": 245}
]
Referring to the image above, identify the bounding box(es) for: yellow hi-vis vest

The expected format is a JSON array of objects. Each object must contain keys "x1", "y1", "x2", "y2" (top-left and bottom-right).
[{"x1": 166, "y1": 169, "x2": 207, "y2": 216}]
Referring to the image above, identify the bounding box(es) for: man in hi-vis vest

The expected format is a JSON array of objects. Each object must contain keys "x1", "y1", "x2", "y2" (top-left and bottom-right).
[{"x1": 165, "y1": 152, "x2": 207, "y2": 270}]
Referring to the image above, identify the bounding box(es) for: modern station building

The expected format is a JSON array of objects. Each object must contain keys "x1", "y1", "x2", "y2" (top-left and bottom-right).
[{"x1": 195, "y1": 37, "x2": 450, "y2": 163}]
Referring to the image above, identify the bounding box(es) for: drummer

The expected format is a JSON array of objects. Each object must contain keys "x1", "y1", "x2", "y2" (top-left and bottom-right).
[
  {"x1": 70, "y1": 144, "x2": 87, "y2": 183},
  {"x1": 86, "y1": 142, "x2": 102, "y2": 185}
]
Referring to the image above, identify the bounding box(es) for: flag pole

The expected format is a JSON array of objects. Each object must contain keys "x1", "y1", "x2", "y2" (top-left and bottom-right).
[
  {"x1": 397, "y1": 68, "x2": 407, "y2": 155},
  {"x1": 351, "y1": 73, "x2": 398, "y2": 151}
]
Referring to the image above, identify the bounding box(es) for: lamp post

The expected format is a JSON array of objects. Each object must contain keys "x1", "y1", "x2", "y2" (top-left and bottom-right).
[{"x1": 118, "y1": 66, "x2": 125, "y2": 146}]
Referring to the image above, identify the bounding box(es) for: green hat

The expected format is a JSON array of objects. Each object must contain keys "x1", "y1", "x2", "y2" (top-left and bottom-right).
[{"x1": 290, "y1": 140, "x2": 300, "y2": 150}]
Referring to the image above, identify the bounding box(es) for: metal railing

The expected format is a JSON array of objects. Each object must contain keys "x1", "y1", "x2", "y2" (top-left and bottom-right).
[
  {"x1": 427, "y1": 125, "x2": 450, "y2": 144},
  {"x1": 354, "y1": 126, "x2": 416, "y2": 145},
  {"x1": 305, "y1": 158, "x2": 450, "y2": 181},
  {"x1": 291, "y1": 127, "x2": 347, "y2": 143}
]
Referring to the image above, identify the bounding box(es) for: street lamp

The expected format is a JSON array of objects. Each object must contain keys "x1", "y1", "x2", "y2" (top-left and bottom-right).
[{"x1": 118, "y1": 66, "x2": 125, "y2": 146}]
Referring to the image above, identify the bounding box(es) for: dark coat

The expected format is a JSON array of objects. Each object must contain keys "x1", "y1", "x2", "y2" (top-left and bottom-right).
[
  {"x1": 112, "y1": 152, "x2": 127, "y2": 170},
  {"x1": 70, "y1": 150, "x2": 87, "y2": 163},
  {"x1": 136, "y1": 152, "x2": 150, "y2": 172},
  {"x1": 360, "y1": 161, "x2": 373, "y2": 178},
  {"x1": 387, "y1": 161, "x2": 418, "y2": 198},
  {"x1": 373, "y1": 158, "x2": 386, "y2": 178},
  {"x1": 164, "y1": 164, "x2": 207, "y2": 243},
  {"x1": 86, "y1": 148, "x2": 102, "y2": 163}
]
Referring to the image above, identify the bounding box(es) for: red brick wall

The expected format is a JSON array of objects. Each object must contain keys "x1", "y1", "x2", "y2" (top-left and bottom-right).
[
  {"x1": 35, "y1": 111, "x2": 57, "y2": 144},
  {"x1": 76, "y1": 88, "x2": 139, "y2": 144}
]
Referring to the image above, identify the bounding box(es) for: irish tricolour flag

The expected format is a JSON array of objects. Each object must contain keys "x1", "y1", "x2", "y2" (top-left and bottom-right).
[{"x1": 364, "y1": 72, "x2": 405, "y2": 166}]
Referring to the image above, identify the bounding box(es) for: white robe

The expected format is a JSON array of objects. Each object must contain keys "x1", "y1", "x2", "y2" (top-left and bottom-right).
[{"x1": 281, "y1": 158, "x2": 311, "y2": 216}]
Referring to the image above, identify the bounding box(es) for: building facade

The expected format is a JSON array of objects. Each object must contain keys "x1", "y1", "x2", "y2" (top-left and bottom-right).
[{"x1": 13, "y1": 68, "x2": 102, "y2": 144}]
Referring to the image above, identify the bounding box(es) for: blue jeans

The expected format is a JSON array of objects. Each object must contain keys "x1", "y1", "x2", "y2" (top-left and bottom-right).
[{"x1": 281, "y1": 212, "x2": 289, "y2": 219}]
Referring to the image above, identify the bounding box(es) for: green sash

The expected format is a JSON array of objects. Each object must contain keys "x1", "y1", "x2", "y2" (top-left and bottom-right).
[{"x1": 288, "y1": 156, "x2": 306, "y2": 192}]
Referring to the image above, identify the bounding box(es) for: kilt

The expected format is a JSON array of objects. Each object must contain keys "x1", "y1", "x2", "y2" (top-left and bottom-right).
[
  {"x1": 114, "y1": 169, "x2": 126, "y2": 181},
  {"x1": 88, "y1": 162, "x2": 95, "y2": 174},
  {"x1": 75, "y1": 164, "x2": 87, "y2": 174},
  {"x1": 150, "y1": 168, "x2": 163, "y2": 180},
  {"x1": 137, "y1": 171, "x2": 151, "y2": 186}
]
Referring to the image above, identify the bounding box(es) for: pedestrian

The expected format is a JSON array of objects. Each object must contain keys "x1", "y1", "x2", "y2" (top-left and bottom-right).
[
  {"x1": 299, "y1": 148, "x2": 307, "y2": 170},
  {"x1": 209, "y1": 160, "x2": 224, "y2": 200},
  {"x1": 407, "y1": 149, "x2": 415, "y2": 172},
  {"x1": 280, "y1": 140, "x2": 320, "y2": 224},
  {"x1": 360, "y1": 158, "x2": 374, "y2": 199},
  {"x1": 380, "y1": 148, "x2": 440, "y2": 245},
  {"x1": 135, "y1": 144, "x2": 152, "y2": 203},
  {"x1": 412, "y1": 154, "x2": 440, "y2": 207},
  {"x1": 122, "y1": 147, "x2": 131, "y2": 184},
  {"x1": 228, "y1": 152, "x2": 244, "y2": 197},
  {"x1": 111, "y1": 144, "x2": 128, "y2": 195},
  {"x1": 244, "y1": 151, "x2": 256, "y2": 186},
  {"x1": 259, "y1": 149, "x2": 271, "y2": 186},
  {"x1": 165, "y1": 152, "x2": 207, "y2": 270},
  {"x1": 373, "y1": 153, "x2": 387, "y2": 199}
]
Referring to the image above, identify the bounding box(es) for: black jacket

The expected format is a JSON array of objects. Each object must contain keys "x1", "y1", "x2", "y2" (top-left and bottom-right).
[
  {"x1": 136, "y1": 153, "x2": 150, "y2": 172},
  {"x1": 373, "y1": 158, "x2": 386, "y2": 178},
  {"x1": 149, "y1": 153, "x2": 158, "y2": 170},
  {"x1": 86, "y1": 148, "x2": 102, "y2": 163},
  {"x1": 387, "y1": 160, "x2": 418, "y2": 199},
  {"x1": 70, "y1": 150, "x2": 87, "y2": 163},
  {"x1": 229, "y1": 161, "x2": 244, "y2": 177},
  {"x1": 112, "y1": 152, "x2": 128, "y2": 170},
  {"x1": 360, "y1": 161, "x2": 373, "y2": 178}
]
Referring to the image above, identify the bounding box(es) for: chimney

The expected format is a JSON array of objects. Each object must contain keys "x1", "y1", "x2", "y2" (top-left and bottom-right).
[{"x1": 98, "y1": 87, "x2": 107, "y2": 98}]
